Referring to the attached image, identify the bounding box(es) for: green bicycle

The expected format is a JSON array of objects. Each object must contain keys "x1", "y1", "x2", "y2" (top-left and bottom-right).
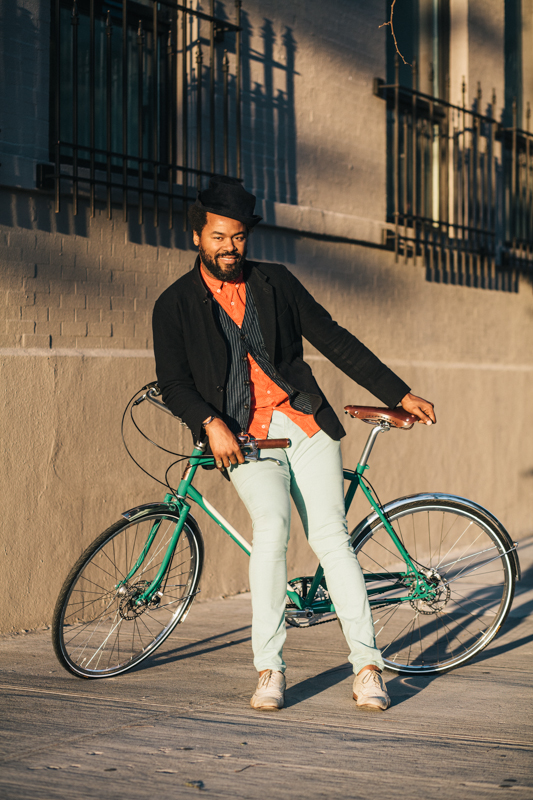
[{"x1": 52, "y1": 383, "x2": 520, "y2": 679}]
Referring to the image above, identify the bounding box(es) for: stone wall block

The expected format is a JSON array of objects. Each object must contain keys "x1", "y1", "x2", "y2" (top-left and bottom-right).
[
  {"x1": 106, "y1": 337, "x2": 125, "y2": 349},
  {"x1": 0, "y1": 333, "x2": 21, "y2": 346},
  {"x1": 88, "y1": 322, "x2": 112, "y2": 337},
  {"x1": 55, "y1": 335, "x2": 77, "y2": 347},
  {"x1": 50, "y1": 307, "x2": 75, "y2": 323},
  {"x1": 100, "y1": 309, "x2": 124, "y2": 324},
  {"x1": 141, "y1": 273, "x2": 160, "y2": 287},
  {"x1": 76, "y1": 336, "x2": 104, "y2": 348},
  {"x1": 21, "y1": 333, "x2": 51, "y2": 348},
  {"x1": 124, "y1": 337, "x2": 150, "y2": 350},
  {"x1": 102, "y1": 256, "x2": 125, "y2": 272},
  {"x1": 87, "y1": 295, "x2": 111, "y2": 310},
  {"x1": 75, "y1": 308, "x2": 101, "y2": 323},
  {"x1": 25, "y1": 277, "x2": 51, "y2": 294},
  {"x1": 35, "y1": 322, "x2": 60, "y2": 336},
  {"x1": 123, "y1": 283, "x2": 144, "y2": 299},
  {"x1": 1, "y1": 276, "x2": 25, "y2": 292},
  {"x1": 134, "y1": 297, "x2": 155, "y2": 312},
  {"x1": 118, "y1": 270, "x2": 137, "y2": 285},
  {"x1": 5, "y1": 305, "x2": 22, "y2": 321},
  {"x1": 98, "y1": 281, "x2": 117, "y2": 297},
  {"x1": 7, "y1": 290, "x2": 35, "y2": 306},
  {"x1": 110, "y1": 296, "x2": 134, "y2": 311},
  {"x1": 61, "y1": 321, "x2": 88, "y2": 337},
  {"x1": 111, "y1": 323, "x2": 135, "y2": 338},
  {"x1": 0, "y1": 246, "x2": 23, "y2": 262},
  {"x1": 49, "y1": 279, "x2": 76, "y2": 296},
  {"x1": 38, "y1": 262, "x2": 62, "y2": 280},
  {"x1": 36, "y1": 291, "x2": 60, "y2": 308},
  {"x1": 10, "y1": 232, "x2": 37, "y2": 250},
  {"x1": 76, "y1": 281, "x2": 100, "y2": 297},
  {"x1": 22, "y1": 306, "x2": 48, "y2": 322},
  {"x1": 62, "y1": 265, "x2": 87, "y2": 282},
  {"x1": 0, "y1": 261, "x2": 36, "y2": 278},
  {"x1": 7, "y1": 319, "x2": 35, "y2": 335},
  {"x1": 61, "y1": 293, "x2": 87, "y2": 309},
  {"x1": 87, "y1": 268, "x2": 112, "y2": 283}
]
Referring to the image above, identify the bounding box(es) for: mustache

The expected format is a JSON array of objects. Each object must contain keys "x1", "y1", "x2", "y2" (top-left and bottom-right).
[{"x1": 216, "y1": 250, "x2": 240, "y2": 258}]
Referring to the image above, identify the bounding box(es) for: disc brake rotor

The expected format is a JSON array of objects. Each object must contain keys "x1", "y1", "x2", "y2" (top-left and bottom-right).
[
  {"x1": 118, "y1": 581, "x2": 152, "y2": 620},
  {"x1": 409, "y1": 570, "x2": 451, "y2": 615}
]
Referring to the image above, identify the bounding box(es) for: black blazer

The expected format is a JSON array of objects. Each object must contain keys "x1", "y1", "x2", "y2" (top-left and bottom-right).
[{"x1": 152, "y1": 258, "x2": 410, "y2": 442}]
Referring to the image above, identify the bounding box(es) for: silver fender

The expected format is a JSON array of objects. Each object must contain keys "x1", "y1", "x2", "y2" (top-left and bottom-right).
[
  {"x1": 349, "y1": 492, "x2": 520, "y2": 581},
  {"x1": 122, "y1": 501, "x2": 181, "y2": 521}
]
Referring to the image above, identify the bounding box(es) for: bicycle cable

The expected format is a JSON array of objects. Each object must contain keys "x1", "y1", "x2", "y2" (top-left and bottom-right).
[{"x1": 120, "y1": 389, "x2": 212, "y2": 494}]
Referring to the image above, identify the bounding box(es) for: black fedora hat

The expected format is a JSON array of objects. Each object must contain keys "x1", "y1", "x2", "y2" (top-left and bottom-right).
[{"x1": 193, "y1": 175, "x2": 262, "y2": 228}]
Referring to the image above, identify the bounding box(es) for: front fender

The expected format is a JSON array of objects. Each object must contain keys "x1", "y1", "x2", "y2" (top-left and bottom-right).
[
  {"x1": 349, "y1": 492, "x2": 520, "y2": 582},
  {"x1": 122, "y1": 501, "x2": 182, "y2": 521}
]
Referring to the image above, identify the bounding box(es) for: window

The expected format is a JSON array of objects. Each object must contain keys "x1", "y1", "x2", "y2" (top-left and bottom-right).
[
  {"x1": 43, "y1": 0, "x2": 243, "y2": 227},
  {"x1": 378, "y1": 0, "x2": 532, "y2": 291}
]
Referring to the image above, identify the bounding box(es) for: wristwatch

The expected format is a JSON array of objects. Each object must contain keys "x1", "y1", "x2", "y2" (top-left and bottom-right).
[{"x1": 202, "y1": 415, "x2": 217, "y2": 428}]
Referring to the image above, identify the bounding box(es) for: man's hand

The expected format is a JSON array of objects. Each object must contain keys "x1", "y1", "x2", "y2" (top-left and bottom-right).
[
  {"x1": 400, "y1": 392, "x2": 436, "y2": 425},
  {"x1": 204, "y1": 418, "x2": 246, "y2": 469}
]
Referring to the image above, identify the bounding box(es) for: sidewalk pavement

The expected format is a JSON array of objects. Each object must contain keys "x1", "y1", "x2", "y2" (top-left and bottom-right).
[{"x1": 1, "y1": 539, "x2": 532, "y2": 800}]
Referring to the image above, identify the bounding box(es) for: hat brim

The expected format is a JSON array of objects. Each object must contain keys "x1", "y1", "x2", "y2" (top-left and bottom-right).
[{"x1": 193, "y1": 200, "x2": 262, "y2": 228}]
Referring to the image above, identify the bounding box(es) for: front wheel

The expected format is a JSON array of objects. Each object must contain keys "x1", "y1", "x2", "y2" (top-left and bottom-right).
[
  {"x1": 351, "y1": 496, "x2": 516, "y2": 674},
  {"x1": 52, "y1": 513, "x2": 204, "y2": 678}
]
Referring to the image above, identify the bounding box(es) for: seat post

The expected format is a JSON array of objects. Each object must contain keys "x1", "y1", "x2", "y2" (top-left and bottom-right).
[{"x1": 357, "y1": 422, "x2": 390, "y2": 468}]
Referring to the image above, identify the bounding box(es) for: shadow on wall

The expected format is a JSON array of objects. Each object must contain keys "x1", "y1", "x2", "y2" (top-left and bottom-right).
[
  {"x1": 240, "y1": 12, "x2": 298, "y2": 207},
  {"x1": 0, "y1": 189, "x2": 196, "y2": 255}
]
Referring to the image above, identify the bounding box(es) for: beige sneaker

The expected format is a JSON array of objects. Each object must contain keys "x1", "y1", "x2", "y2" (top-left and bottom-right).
[
  {"x1": 250, "y1": 670, "x2": 286, "y2": 711},
  {"x1": 353, "y1": 669, "x2": 391, "y2": 711}
]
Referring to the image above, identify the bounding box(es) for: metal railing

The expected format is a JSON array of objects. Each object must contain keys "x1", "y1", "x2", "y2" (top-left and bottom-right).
[
  {"x1": 376, "y1": 57, "x2": 533, "y2": 291},
  {"x1": 42, "y1": 0, "x2": 242, "y2": 228}
]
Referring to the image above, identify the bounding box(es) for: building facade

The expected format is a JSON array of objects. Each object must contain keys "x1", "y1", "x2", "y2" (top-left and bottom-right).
[{"x1": 1, "y1": 0, "x2": 532, "y2": 634}]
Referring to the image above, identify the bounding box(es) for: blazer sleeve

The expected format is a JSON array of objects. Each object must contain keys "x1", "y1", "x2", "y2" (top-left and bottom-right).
[
  {"x1": 283, "y1": 267, "x2": 410, "y2": 408},
  {"x1": 152, "y1": 290, "x2": 217, "y2": 438}
]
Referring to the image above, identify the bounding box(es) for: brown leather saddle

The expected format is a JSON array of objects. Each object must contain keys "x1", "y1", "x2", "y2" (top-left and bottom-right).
[{"x1": 344, "y1": 405, "x2": 418, "y2": 429}]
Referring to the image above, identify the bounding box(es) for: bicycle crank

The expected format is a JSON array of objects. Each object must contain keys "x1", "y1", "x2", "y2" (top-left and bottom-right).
[{"x1": 285, "y1": 577, "x2": 338, "y2": 628}]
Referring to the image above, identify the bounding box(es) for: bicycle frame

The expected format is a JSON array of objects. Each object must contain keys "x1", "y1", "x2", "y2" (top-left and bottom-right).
[{"x1": 120, "y1": 418, "x2": 432, "y2": 613}]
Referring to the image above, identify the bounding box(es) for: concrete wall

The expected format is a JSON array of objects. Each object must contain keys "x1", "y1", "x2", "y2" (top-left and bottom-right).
[{"x1": 1, "y1": 0, "x2": 532, "y2": 634}]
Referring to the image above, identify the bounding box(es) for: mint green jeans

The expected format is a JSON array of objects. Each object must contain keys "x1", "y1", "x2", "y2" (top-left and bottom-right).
[{"x1": 229, "y1": 411, "x2": 384, "y2": 675}]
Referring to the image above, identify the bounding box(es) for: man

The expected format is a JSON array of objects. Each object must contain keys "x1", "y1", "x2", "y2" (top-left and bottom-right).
[{"x1": 152, "y1": 176, "x2": 436, "y2": 713}]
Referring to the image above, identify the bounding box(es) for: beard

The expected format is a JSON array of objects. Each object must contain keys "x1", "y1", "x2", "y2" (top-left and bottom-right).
[{"x1": 199, "y1": 245, "x2": 247, "y2": 282}]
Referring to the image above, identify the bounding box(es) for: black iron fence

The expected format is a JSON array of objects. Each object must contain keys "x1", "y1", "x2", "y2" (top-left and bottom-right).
[
  {"x1": 41, "y1": 0, "x2": 242, "y2": 227},
  {"x1": 376, "y1": 58, "x2": 533, "y2": 291}
]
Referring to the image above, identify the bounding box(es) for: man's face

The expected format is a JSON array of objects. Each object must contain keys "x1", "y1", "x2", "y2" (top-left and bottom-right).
[{"x1": 193, "y1": 212, "x2": 248, "y2": 282}]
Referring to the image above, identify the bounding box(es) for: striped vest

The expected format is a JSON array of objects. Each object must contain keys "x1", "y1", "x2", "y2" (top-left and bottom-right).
[{"x1": 212, "y1": 290, "x2": 313, "y2": 433}]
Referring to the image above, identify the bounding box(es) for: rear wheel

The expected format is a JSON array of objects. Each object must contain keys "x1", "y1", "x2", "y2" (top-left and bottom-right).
[
  {"x1": 351, "y1": 497, "x2": 516, "y2": 673},
  {"x1": 52, "y1": 513, "x2": 203, "y2": 678}
]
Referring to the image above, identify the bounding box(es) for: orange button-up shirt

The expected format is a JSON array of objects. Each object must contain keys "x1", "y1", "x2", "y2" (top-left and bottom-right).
[{"x1": 201, "y1": 267, "x2": 320, "y2": 439}]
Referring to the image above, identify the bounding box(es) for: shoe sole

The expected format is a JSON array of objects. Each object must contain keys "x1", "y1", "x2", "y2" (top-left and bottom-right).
[
  {"x1": 250, "y1": 704, "x2": 283, "y2": 711},
  {"x1": 353, "y1": 693, "x2": 389, "y2": 711}
]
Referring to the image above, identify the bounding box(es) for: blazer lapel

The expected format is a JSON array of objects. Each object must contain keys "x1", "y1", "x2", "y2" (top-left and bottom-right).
[{"x1": 246, "y1": 263, "x2": 277, "y2": 362}]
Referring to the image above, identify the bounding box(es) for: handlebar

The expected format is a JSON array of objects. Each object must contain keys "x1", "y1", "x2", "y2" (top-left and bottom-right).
[{"x1": 136, "y1": 384, "x2": 292, "y2": 456}]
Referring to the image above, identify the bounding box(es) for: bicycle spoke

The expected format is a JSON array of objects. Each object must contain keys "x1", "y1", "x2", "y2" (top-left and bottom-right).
[
  {"x1": 353, "y1": 500, "x2": 514, "y2": 673},
  {"x1": 54, "y1": 514, "x2": 202, "y2": 676}
]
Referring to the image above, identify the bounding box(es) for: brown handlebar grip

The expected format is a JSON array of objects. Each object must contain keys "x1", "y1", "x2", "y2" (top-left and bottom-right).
[{"x1": 253, "y1": 438, "x2": 291, "y2": 449}]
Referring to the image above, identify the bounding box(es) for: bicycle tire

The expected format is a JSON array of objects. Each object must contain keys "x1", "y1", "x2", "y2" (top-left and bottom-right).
[
  {"x1": 351, "y1": 495, "x2": 516, "y2": 674},
  {"x1": 52, "y1": 512, "x2": 204, "y2": 678}
]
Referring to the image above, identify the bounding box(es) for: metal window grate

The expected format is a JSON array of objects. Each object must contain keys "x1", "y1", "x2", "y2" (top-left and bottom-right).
[
  {"x1": 376, "y1": 57, "x2": 533, "y2": 292},
  {"x1": 44, "y1": 0, "x2": 243, "y2": 228}
]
